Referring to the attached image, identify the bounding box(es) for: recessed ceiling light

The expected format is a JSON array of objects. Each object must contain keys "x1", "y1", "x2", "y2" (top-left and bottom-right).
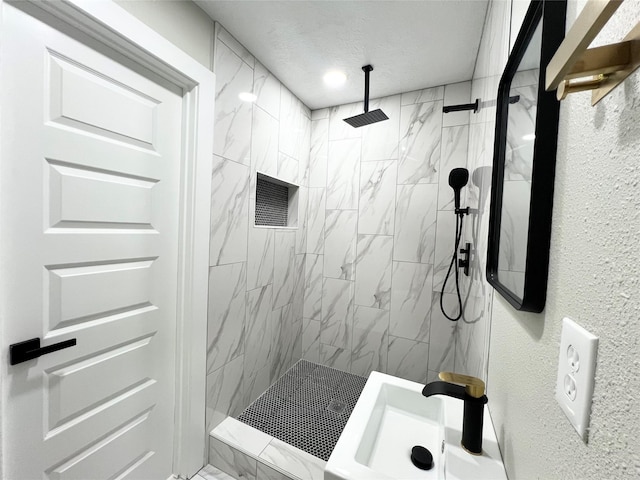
[
  {"x1": 323, "y1": 71, "x2": 346, "y2": 88},
  {"x1": 238, "y1": 92, "x2": 257, "y2": 102}
]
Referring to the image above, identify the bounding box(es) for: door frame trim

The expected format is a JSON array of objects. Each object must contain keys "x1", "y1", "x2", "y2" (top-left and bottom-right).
[{"x1": 1, "y1": 0, "x2": 214, "y2": 477}]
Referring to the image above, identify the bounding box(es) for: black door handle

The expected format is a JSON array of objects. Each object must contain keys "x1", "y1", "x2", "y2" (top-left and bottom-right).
[{"x1": 9, "y1": 337, "x2": 77, "y2": 365}]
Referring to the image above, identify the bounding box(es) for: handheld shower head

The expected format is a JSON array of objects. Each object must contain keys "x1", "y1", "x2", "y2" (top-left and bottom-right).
[{"x1": 449, "y1": 168, "x2": 469, "y2": 211}]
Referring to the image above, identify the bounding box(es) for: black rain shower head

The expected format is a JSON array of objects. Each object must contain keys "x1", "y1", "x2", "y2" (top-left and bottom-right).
[
  {"x1": 343, "y1": 109, "x2": 388, "y2": 128},
  {"x1": 449, "y1": 168, "x2": 469, "y2": 211},
  {"x1": 343, "y1": 65, "x2": 389, "y2": 128}
]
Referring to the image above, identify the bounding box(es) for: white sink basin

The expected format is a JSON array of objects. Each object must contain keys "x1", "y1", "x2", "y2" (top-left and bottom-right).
[{"x1": 325, "y1": 372, "x2": 507, "y2": 480}]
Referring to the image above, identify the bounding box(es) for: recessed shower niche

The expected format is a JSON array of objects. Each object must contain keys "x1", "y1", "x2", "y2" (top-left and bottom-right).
[{"x1": 255, "y1": 173, "x2": 299, "y2": 228}]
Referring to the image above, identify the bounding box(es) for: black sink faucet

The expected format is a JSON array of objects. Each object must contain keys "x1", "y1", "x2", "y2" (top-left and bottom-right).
[{"x1": 422, "y1": 372, "x2": 488, "y2": 455}]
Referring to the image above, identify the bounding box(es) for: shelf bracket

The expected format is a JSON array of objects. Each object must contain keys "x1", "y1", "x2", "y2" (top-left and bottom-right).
[{"x1": 545, "y1": 0, "x2": 640, "y2": 105}]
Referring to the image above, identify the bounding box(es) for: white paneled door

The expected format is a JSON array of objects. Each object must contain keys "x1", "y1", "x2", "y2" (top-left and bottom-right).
[{"x1": 1, "y1": 4, "x2": 183, "y2": 479}]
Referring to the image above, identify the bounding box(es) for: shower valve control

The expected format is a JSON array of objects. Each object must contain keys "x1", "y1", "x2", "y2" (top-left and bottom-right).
[{"x1": 458, "y1": 242, "x2": 471, "y2": 277}]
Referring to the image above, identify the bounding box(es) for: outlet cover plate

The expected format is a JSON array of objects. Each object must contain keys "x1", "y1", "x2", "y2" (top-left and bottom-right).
[{"x1": 555, "y1": 317, "x2": 599, "y2": 441}]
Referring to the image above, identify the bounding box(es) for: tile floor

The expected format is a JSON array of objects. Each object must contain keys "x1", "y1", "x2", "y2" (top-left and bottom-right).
[{"x1": 237, "y1": 360, "x2": 367, "y2": 461}]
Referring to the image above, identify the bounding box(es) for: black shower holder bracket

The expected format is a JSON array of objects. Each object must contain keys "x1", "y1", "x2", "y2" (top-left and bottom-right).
[
  {"x1": 443, "y1": 99, "x2": 480, "y2": 114},
  {"x1": 442, "y1": 95, "x2": 519, "y2": 115},
  {"x1": 458, "y1": 242, "x2": 471, "y2": 277}
]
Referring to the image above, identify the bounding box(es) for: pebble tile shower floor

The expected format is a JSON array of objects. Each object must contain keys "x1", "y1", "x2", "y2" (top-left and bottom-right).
[{"x1": 237, "y1": 360, "x2": 367, "y2": 461}]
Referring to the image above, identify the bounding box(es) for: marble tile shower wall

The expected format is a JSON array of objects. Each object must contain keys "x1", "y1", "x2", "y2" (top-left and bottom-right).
[
  {"x1": 204, "y1": 12, "x2": 509, "y2": 437},
  {"x1": 455, "y1": 0, "x2": 512, "y2": 381},
  {"x1": 206, "y1": 25, "x2": 310, "y2": 436},
  {"x1": 302, "y1": 82, "x2": 475, "y2": 384}
]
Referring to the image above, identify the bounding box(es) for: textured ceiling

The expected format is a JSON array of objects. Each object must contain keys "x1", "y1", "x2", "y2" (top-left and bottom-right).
[{"x1": 197, "y1": 1, "x2": 489, "y2": 110}]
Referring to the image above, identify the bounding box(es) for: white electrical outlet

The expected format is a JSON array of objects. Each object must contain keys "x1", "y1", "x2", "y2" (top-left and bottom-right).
[{"x1": 555, "y1": 317, "x2": 598, "y2": 441}]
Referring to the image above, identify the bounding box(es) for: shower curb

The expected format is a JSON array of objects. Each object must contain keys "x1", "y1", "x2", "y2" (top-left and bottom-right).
[{"x1": 209, "y1": 416, "x2": 326, "y2": 480}]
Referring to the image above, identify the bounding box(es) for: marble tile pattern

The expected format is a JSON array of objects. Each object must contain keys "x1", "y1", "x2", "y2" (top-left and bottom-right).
[
  {"x1": 318, "y1": 343, "x2": 351, "y2": 372},
  {"x1": 301, "y1": 82, "x2": 480, "y2": 382},
  {"x1": 257, "y1": 463, "x2": 293, "y2": 480},
  {"x1": 216, "y1": 24, "x2": 255, "y2": 68},
  {"x1": 398, "y1": 100, "x2": 443, "y2": 185},
  {"x1": 247, "y1": 227, "x2": 274, "y2": 290},
  {"x1": 361, "y1": 95, "x2": 401, "y2": 162},
  {"x1": 401, "y1": 86, "x2": 444, "y2": 105},
  {"x1": 295, "y1": 187, "x2": 308, "y2": 254},
  {"x1": 387, "y1": 335, "x2": 429, "y2": 383},
  {"x1": 252, "y1": 106, "x2": 279, "y2": 177},
  {"x1": 351, "y1": 306, "x2": 389, "y2": 377},
  {"x1": 213, "y1": 417, "x2": 272, "y2": 457},
  {"x1": 394, "y1": 184, "x2": 438, "y2": 264},
  {"x1": 354, "y1": 235, "x2": 393, "y2": 310},
  {"x1": 428, "y1": 292, "x2": 458, "y2": 374},
  {"x1": 323, "y1": 209, "x2": 357, "y2": 280},
  {"x1": 390, "y1": 261, "x2": 433, "y2": 343},
  {"x1": 206, "y1": 354, "x2": 245, "y2": 435},
  {"x1": 451, "y1": 0, "x2": 512, "y2": 384},
  {"x1": 301, "y1": 318, "x2": 320, "y2": 363},
  {"x1": 208, "y1": 23, "x2": 492, "y2": 418},
  {"x1": 358, "y1": 160, "x2": 397, "y2": 235},
  {"x1": 270, "y1": 305, "x2": 302, "y2": 381},
  {"x1": 309, "y1": 119, "x2": 328, "y2": 188},
  {"x1": 306, "y1": 188, "x2": 325, "y2": 254},
  {"x1": 279, "y1": 87, "x2": 311, "y2": 164},
  {"x1": 432, "y1": 210, "x2": 458, "y2": 295},
  {"x1": 210, "y1": 156, "x2": 249, "y2": 266},
  {"x1": 438, "y1": 126, "x2": 470, "y2": 211},
  {"x1": 292, "y1": 254, "x2": 306, "y2": 321},
  {"x1": 303, "y1": 254, "x2": 323, "y2": 320},
  {"x1": 326, "y1": 138, "x2": 361, "y2": 210},
  {"x1": 321, "y1": 278, "x2": 354, "y2": 349},
  {"x1": 207, "y1": 412, "x2": 322, "y2": 480},
  {"x1": 208, "y1": 263, "x2": 246, "y2": 373},
  {"x1": 328, "y1": 103, "x2": 363, "y2": 141},
  {"x1": 277, "y1": 152, "x2": 299, "y2": 185},
  {"x1": 260, "y1": 439, "x2": 326, "y2": 480},
  {"x1": 213, "y1": 40, "x2": 253, "y2": 165},
  {"x1": 199, "y1": 464, "x2": 240, "y2": 480},
  {"x1": 244, "y1": 285, "x2": 274, "y2": 402},
  {"x1": 273, "y1": 231, "x2": 296, "y2": 308},
  {"x1": 253, "y1": 61, "x2": 280, "y2": 119},
  {"x1": 209, "y1": 436, "x2": 258, "y2": 480},
  {"x1": 311, "y1": 108, "x2": 329, "y2": 121},
  {"x1": 208, "y1": 26, "x2": 310, "y2": 433},
  {"x1": 298, "y1": 139, "x2": 311, "y2": 188}
]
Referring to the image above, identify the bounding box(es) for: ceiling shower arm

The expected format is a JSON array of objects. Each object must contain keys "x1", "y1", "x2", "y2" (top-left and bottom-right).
[
  {"x1": 342, "y1": 64, "x2": 388, "y2": 127},
  {"x1": 362, "y1": 65, "x2": 373, "y2": 113}
]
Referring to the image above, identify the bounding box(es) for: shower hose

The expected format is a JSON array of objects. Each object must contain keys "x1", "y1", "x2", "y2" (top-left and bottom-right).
[{"x1": 440, "y1": 212, "x2": 465, "y2": 321}]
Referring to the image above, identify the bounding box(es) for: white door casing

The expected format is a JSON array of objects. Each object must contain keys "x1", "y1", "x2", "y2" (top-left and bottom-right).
[{"x1": 0, "y1": 1, "x2": 214, "y2": 478}]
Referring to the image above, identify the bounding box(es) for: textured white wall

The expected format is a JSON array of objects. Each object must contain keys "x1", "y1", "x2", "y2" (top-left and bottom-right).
[
  {"x1": 487, "y1": 1, "x2": 640, "y2": 478},
  {"x1": 114, "y1": 0, "x2": 214, "y2": 69}
]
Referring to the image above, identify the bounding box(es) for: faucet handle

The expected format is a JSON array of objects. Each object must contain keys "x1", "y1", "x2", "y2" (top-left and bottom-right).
[{"x1": 438, "y1": 372, "x2": 485, "y2": 399}]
